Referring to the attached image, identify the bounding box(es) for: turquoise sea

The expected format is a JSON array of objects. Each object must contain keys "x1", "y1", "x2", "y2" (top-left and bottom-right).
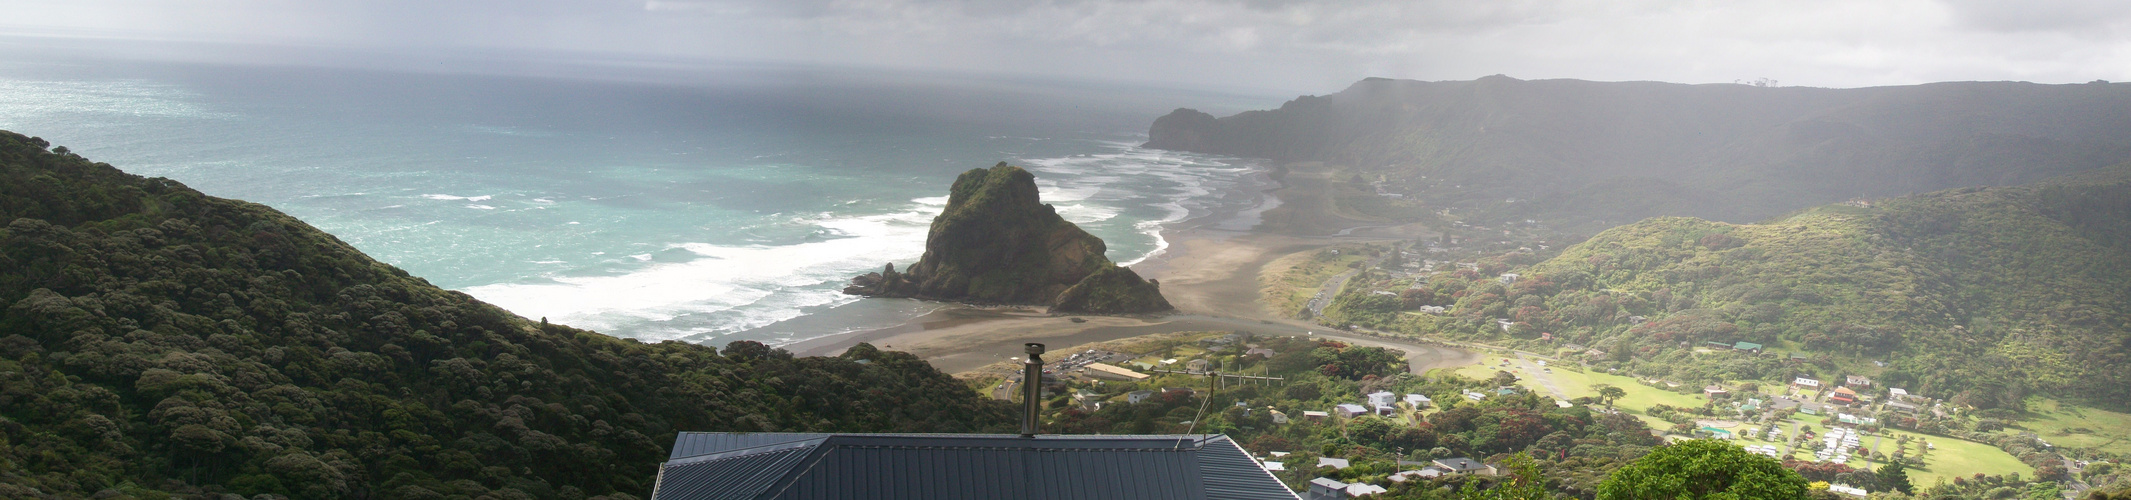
[{"x1": 0, "y1": 56, "x2": 1278, "y2": 346}]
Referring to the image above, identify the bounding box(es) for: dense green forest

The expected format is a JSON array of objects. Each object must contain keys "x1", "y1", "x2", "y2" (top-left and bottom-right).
[
  {"x1": 0, "y1": 130, "x2": 1017, "y2": 499},
  {"x1": 1146, "y1": 76, "x2": 2131, "y2": 230},
  {"x1": 1324, "y1": 163, "x2": 2131, "y2": 412}
]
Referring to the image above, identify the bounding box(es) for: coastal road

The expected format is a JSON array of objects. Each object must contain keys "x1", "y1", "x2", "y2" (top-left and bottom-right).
[{"x1": 1304, "y1": 242, "x2": 1405, "y2": 318}]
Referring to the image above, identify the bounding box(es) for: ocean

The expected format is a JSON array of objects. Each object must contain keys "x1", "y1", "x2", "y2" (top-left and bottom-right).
[{"x1": 0, "y1": 56, "x2": 1279, "y2": 347}]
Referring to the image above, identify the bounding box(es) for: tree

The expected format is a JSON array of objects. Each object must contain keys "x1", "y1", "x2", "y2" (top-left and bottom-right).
[
  {"x1": 1594, "y1": 384, "x2": 1627, "y2": 408},
  {"x1": 1596, "y1": 439, "x2": 1809, "y2": 499},
  {"x1": 1877, "y1": 460, "x2": 1913, "y2": 494},
  {"x1": 1463, "y1": 452, "x2": 1550, "y2": 500}
]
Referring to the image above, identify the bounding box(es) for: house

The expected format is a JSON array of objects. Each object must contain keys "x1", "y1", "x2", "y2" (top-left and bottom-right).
[
  {"x1": 1845, "y1": 375, "x2": 1872, "y2": 387},
  {"x1": 1306, "y1": 478, "x2": 1386, "y2": 499},
  {"x1": 1731, "y1": 342, "x2": 1763, "y2": 353},
  {"x1": 1317, "y1": 457, "x2": 1351, "y2": 470},
  {"x1": 1262, "y1": 461, "x2": 1285, "y2": 471},
  {"x1": 1829, "y1": 387, "x2": 1858, "y2": 404},
  {"x1": 1187, "y1": 359, "x2": 1210, "y2": 372},
  {"x1": 1388, "y1": 469, "x2": 1445, "y2": 483},
  {"x1": 1335, "y1": 404, "x2": 1369, "y2": 418},
  {"x1": 1163, "y1": 387, "x2": 1196, "y2": 396},
  {"x1": 1888, "y1": 387, "x2": 1909, "y2": 399},
  {"x1": 1366, "y1": 391, "x2": 1397, "y2": 407},
  {"x1": 1085, "y1": 362, "x2": 1150, "y2": 381},
  {"x1": 1404, "y1": 394, "x2": 1431, "y2": 409},
  {"x1": 1269, "y1": 408, "x2": 1289, "y2": 424},
  {"x1": 1463, "y1": 390, "x2": 1487, "y2": 401},
  {"x1": 1499, "y1": 273, "x2": 1519, "y2": 284},
  {"x1": 1885, "y1": 401, "x2": 1919, "y2": 413},
  {"x1": 1128, "y1": 390, "x2": 1156, "y2": 404},
  {"x1": 653, "y1": 433, "x2": 1299, "y2": 500},
  {"x1": 1497, "y1": 319, "x2": 1515, "y2": 331},
  {"x1": 1788, "y1": 352, "x2": 1809, "y2": 362},
  {"x1": 1431, "y1": 457, "x2": 1497, "y2": 476},
  {"x1": 1704, "y1": 385, "x2": 1728, "y2": 396},
  {"x1": 1837, "y1": 413, "x2": 1878, "y2": 426},
  {"x1": 1628, "y1": 315, "x2": 1649, "y2": 325},
  {"x1": 1495, "y1": 386, "x2": 1519, "y2": 396},
  {"x1": 1302, "y1": 411, "x2": 1329, "y2": 421},
  {"x1": 1829, "y1": 484, "x2": 1868, "y2": 497},
  {"x1": 1072, "y1": 389, "x2": 1105, "y2": 409},
  {"x1": 1700, "y1": 427, "x2": 1735, "y2": 440},
  {"x1": 1418, "y1": 305, "x2": 1447, "y2": 314},
  {"x1": 1247, "y1": 347, "x2": 1278, "y2": 359},
  {"x1": 1792, "y1": 377, "x2": 1821, "y2": 389}
]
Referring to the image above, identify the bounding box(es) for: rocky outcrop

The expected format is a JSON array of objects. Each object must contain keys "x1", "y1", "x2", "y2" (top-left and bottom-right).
[
  {"x1": 845, "y1": 163, "x2": 1169, "y2": 314},
  {"x1": 1049, "y1": 265, "x2": 1173, "y2": 314},
  {"x1": 1141, "y1": 108, "x2": 1219, "y2": 153}
]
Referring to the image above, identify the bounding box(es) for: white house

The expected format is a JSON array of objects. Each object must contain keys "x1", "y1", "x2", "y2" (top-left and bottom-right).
[
  {"x1": 1335, "y1": 404, "x2": 1369, "y2": 418},
  {"x1": 1367, "y1": 391, "x2": 1397, "y2": 407},
  {"x1": 1792, "y1": 377, "x2": 1821, "y2": 388},
  {"x1": 1431, "y1": 457, "x2": 1496, "y2": 476},
  {"x1": 1405, "y1": 394, "x2": 1432, "y2": 409}
]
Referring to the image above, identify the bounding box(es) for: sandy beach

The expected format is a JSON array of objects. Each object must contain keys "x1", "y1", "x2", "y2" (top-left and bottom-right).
[{"x1": 784, "y1": 165, "x2": 1476, "y2": 375}]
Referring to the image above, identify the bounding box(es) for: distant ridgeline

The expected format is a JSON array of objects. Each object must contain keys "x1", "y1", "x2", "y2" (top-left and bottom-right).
[
  {"x1": 1408, "y1": 164, "x2": 2131, "y2": 410},
  {"x1": 1146, "y1": 76, "x2": 2131, "y2": 230},
  {"x1": 0, "y1": 130, "x2": 1016, "y2": 499},
  {"x1": 844, "y1": 163, "x2": 1172, "y2": 314}
]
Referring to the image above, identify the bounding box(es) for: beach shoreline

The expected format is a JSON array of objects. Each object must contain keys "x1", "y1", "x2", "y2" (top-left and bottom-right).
[{"x1": 783, "y1": 161, "x2": 1474, "y2": 375}]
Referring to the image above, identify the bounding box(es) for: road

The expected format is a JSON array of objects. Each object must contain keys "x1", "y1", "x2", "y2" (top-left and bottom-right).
[
  {"x1": 1304, "y1": 242, "x2": 1405, "y2": 318},
  {"x1": 1508, "y1": 352, "x2": 1568, "y2": 400}
]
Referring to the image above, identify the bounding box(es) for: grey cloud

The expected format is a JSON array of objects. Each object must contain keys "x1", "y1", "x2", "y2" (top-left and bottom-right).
[
  {"x1": 5, "y1": 0, "x2": 2128, "y2": 94},
  {"x1": 1940, "y1": 0, "x2": 2131, "y2": 34}
]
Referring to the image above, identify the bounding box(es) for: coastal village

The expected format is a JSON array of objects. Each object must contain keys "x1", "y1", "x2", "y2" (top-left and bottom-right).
[{"x1": 935, "y1": 207, "x2": 2113, "y2": 499}]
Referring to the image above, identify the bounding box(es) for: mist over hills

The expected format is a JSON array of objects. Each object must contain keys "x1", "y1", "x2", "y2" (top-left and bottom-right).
[
  {"x1": 1146, "y1": 76, "x2": 2131, "y2": 229},
  {"x1": 1377, "y1": 163, "x2": 2131, "y2": 410}
]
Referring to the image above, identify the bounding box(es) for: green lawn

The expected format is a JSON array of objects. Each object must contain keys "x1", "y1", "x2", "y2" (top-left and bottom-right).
[
  {"x1": 1881, "y1": 427, "x2": 2034, "y2": 485},
  {"x1": 1443, "y1": 357, "x2": 2035, "y2": 483},
  {"x1": 1449, "y1": 359, "x2": 1707, "y2": 413},
  {"x1": 2018, "y1": 399, "x2": 2131, "y2": 455}
]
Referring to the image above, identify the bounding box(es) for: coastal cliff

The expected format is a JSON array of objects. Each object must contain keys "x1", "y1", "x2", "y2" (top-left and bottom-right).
[
  {"x1": 845, "y1": 163, "x2": 1172, "y2": 314},
  {"x1": 1049, "y1": 265, "x2": 1172, "y2": 314}
]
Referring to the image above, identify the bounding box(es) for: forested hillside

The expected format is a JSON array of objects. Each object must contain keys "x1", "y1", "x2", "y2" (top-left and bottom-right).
[
  {"x1": 1146, "y1": 76, "x2": 2131, "y2": 230},
  {"x1": 0, "y1": 131, "x2": 1016, "y2": 499},
  {"x1": 1351, "y1": 164, "x2": 2131, "y2": 410}
]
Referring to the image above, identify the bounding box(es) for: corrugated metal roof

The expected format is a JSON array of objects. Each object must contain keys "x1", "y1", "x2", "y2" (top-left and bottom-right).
[
  {"x1": 1197, "y1": 436, "x2": 1299, "y2": 500},
  {"x1": 652, "y1": 433, "x2": 1299, "y2": 500},
  {"x1": 669, "y1": 432, "x2": 833, "y2": 460}
]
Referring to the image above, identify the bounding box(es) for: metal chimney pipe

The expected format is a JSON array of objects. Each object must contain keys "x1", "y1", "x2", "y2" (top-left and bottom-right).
[{"x1": 1020, "y1": 343, "x2": 1046, "y2": 438}]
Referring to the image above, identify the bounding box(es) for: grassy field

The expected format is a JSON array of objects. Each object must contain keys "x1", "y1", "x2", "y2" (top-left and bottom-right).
[
  {"x1": 2018, "y1": 399, "x2": 2131, "y2": 455},
  {"x1": 1443, "y1": 355, "x2": 2035, "y2": 482},
  {"x1": 1259, "y1": 247, "x2": 1368, "y2": 317}
]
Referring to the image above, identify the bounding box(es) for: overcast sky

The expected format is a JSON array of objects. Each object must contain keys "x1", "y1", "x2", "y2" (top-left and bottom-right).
[{"x1": 5, "y1": 0, "x2": 2129, "y2": 94}]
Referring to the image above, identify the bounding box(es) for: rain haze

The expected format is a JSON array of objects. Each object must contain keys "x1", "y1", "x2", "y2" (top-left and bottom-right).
[{"x1": 4, "y1": 0, "x2": 2131, "y2": 92}]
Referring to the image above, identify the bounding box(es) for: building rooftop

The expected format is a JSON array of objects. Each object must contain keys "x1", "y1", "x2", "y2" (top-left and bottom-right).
[{"x1": 655, "y1": 432, "x2": 1298, "y2": 500}]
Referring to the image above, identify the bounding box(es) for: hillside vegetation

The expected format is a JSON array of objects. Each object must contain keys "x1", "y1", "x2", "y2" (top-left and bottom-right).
[
  {"x1": 1353, "y1": 164, "x2": 2131, "y2": 410},
  {"x1": 0, "y1": 131, "x2": 1016, "y2": 499},
  {"x1": 1147, "y1": 76, "x2": 2131, "y2": 230}
]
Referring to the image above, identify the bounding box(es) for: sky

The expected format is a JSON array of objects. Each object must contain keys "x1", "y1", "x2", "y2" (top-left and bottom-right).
[{"x1": 3, "y1": 0, "x2": 2129, "y2": 95}]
